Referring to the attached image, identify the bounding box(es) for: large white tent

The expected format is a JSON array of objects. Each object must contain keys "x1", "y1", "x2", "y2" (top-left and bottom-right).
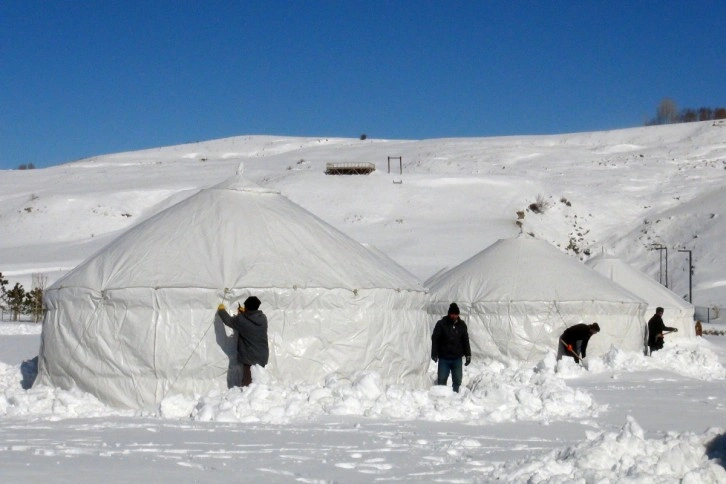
[
  {"x1": 426, "y1": 237, "x2": 649, "y2": 363},
  {"x1": 36, "y1": 171, "x2": 429, "y2": 408},
  {"x1": 585, "y1": 253, "x2": 695, "y2": 339}
]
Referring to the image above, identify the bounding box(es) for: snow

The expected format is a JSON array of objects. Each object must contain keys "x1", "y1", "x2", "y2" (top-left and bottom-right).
[
  {"x1": 0, "y1": 321, "x2": 724, "y2": 481},
  {"x1": 1, "y1": 122, "x2": 726, "y2": 481}
]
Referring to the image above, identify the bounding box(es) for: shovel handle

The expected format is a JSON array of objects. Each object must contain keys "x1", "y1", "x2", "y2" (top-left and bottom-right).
[{"x1": 560, "y1": 339, "x2": 582, "y2": 360}]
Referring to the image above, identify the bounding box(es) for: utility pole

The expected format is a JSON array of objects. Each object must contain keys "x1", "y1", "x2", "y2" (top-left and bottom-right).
[
  {"x1": 650, "y1": 244, "x2": 669, "y2": 288},
  {"x1": 678, "y1": 249, "x2": 693, "y2": 303}
]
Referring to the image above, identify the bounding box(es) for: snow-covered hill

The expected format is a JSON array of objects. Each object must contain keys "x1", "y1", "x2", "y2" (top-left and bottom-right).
[{"x1": 1, "y1": 120, "x2": 725, "y2": 313}]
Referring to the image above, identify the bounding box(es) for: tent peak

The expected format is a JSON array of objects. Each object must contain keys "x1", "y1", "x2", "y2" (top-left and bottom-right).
[{"x1": 211, "y1": 171, "x2": 280, "y2": 194}]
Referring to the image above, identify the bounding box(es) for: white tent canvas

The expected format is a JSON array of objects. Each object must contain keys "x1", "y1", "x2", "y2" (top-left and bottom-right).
[
  {"x1": 426, "y1": 237, "x2": 649, "y2": 362},
  {"x1": 585, "y1": 254, "x2": 695, "y2": 339},
  {"x1": 36, "y1": 173, "x2": 429, "y2": 408}
]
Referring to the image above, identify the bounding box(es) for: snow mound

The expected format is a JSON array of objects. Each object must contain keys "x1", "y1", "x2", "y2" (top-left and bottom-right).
[
  {"x1": 489, "y1": 417, "x2": 726, "y2": 483},
  {"x1": 1, "y1": 358, "x2": 603, "y2": 424},
  {"x1": 187, "y1": 359, "x2": 603, "y2": 424},
  {"x1": 585, "y1": 340, "x2": 726, "y2": 380},
  {"x1": 0, "y1": 360, "x2": 132, "y2": 419}
]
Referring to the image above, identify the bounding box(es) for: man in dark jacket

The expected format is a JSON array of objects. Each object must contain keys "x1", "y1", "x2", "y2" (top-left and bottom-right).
[
  {"x1": 431, "y1": 303, "x2": 472, "y2": 393},
  {"x1": 217, "y1": 295, "x2": 269, "y2": 387},
  {"x1": 558, "y1": 322, "x2": 600, "y2": 364},
  {"x1": 647, "y1": 307, "x2": 677, "y2": 354}
]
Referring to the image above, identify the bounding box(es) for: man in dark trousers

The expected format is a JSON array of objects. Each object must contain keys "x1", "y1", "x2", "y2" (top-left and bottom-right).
[
  {"x1": 217, "y1": 295, "x2": 269, "y2": 387},
  {"x1": 558, "y1": 322, "x2": 600, "y2": 364},
  {"x1": 431, "y1": 303, "x2": 472, "y2": 393},
  {"x1": 647, "y1": 307, "x2": 677, "y2": 354}
]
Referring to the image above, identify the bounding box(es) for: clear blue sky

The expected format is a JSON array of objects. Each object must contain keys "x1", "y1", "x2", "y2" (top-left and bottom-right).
[{"x1": 2, "y1": 1, "x2": 724, "y2": 169}]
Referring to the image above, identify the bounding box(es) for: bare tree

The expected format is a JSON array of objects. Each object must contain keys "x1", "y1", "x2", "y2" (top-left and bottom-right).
[
  {"x1": 656, "y1": 98, "x2": 678, "y2": 124},
  {"x1": 29, "y1": 273, "x2": 48, "y2": 322}
]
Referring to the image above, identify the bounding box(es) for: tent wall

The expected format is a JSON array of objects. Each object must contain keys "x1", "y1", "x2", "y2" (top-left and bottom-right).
[
  {"x1": 38, "y1": 286, "x2": 430, "y2": 408},
  {"x1": 429, "y1": 299, "x2": 646, "y2": 363}
]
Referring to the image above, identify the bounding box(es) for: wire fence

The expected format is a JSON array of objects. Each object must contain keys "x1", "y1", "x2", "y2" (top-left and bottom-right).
[{"x1": 695, "y1": 306, "x2": 723, "y2": 324}]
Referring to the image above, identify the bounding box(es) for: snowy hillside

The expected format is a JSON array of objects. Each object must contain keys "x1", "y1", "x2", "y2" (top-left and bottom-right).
[{"x1": 2, "y1": 121, "x2": 724, "y2": 314}]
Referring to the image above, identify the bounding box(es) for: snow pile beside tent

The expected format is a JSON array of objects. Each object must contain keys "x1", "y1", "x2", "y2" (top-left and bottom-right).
[
  {"x1": 2, "y1": 356, "x2": 605, "y2": 423},
  {"x1": 489, "y1": 417, "x2": 726, "y2": 482},
  {"x1": 586, "y1": 339, "x2": 726, "y2": 380},
  {"x1": 4, "y1": 321, "x2": 722, "y2": 422},
  {"x1": 187, "y1": 358, "x2": 602, "y2": 424},
  {"x1": 0, "y1": 371, "x2": 134, "y2": 419}
]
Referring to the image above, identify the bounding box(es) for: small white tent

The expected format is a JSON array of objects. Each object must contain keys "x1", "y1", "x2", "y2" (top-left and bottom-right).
[
  {"x1": 426, "y1": 237, "x2": 648, "y2": 362},
  {"x1": 37, "y1": 172, "x2": 429, "y2": 408},
  {"x1": 586, "y1": 254, "x2": 695, "y2": 338}
]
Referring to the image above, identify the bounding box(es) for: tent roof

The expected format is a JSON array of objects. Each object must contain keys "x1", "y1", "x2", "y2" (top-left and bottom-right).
[
  {"x1": 427, "y1": 236, "x2": 646, "y2": 304},
  {"x1": 52, "y1": 173, "x2": 424, "y2": 292},
  {"x1": 585, "y1": 254, "x2": 693, "y2": 311}
]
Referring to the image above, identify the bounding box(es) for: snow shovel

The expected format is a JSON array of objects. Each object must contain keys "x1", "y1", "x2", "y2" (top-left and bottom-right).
[{"x1": 560, "y1": 339, "x2": 583, "y2": 366}]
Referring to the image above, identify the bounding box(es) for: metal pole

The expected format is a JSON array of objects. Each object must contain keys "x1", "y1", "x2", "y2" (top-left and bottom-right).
[
  {"x1": 664, "y1": 246, "x2": 668, "y2": 288},
  {"x1": 688, "y1": 251, "x2": 692, "y2": 303},
  {"x1": 650, "y1": 244, "x2": 667, "y2": 286},
  {"x1": 678, "y1": 249, "x2": 692, "y2": 303}
]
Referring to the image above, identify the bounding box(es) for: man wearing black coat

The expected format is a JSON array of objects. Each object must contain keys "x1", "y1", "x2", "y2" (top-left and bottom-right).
[
  {"x1": 647, "y1": 307, "x2": 677, "y2": 354},
  {"x1": 431, "y1": 303, "x2": 472, "y2": 392},
  {"x1": 558, "y1": 322, "x2": 600, "y2": 363},
  {"x1": 217, "y1": 295, "x2": 269, "y2": 387}
]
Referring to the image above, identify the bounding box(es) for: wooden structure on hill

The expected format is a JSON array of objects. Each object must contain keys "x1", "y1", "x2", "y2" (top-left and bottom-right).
[{"x1": 325, "y1": 162, "x2": 375, "y2": 175}]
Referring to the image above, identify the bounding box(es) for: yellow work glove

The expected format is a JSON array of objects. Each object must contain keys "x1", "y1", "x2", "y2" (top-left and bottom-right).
[{"x1": 218, "y1": 304, "x2": 226, "y2": 311}]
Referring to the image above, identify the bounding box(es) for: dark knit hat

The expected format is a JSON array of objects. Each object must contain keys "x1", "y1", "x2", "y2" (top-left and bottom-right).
[
  {"x1": 656, "y1": 307, "x2": 664, "y2": 314},
  {"x1": 590, "y1": 322, "x2": 601, "y2": 332},
  {"x1": 448, "y1": 303, "x2": 460, "y2": 315},
  {"x1": 244, "y1": 296, "x2": 261, "y2": 311}
]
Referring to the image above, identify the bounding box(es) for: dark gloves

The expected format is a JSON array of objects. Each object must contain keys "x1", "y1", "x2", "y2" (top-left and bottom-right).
[
  {"x1": 465, "y1": 356, "x2": 471, "y2": 366},
  {"x1": 431, "y1": 355, "x2": 438, "y2": 363},
  {"x1": 674, "y1": 328, "x2": 678, "y2": 332}
]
